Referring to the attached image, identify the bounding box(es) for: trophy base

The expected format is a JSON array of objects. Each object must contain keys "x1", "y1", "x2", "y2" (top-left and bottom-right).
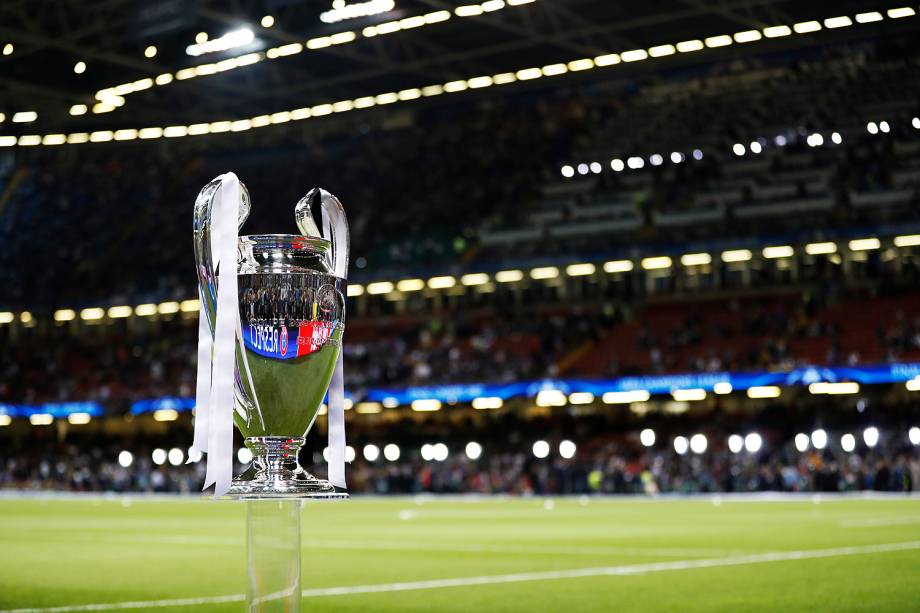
[{"x1": 224, "y1": 436, "x2": 348, "y2": 500}]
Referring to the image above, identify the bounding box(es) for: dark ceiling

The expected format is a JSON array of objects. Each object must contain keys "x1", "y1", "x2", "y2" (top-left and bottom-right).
[{"x1": 0, "y1": 0, "x2": 916, "y2": 137}]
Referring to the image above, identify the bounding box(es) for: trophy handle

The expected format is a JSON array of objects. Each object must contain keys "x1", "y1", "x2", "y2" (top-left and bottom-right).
[
  {"x1": 294, "y1": 188, "x2": 349, "y2": 280},
  {"x1": 193, "y1": 176, "x2": 252, "y2": 334}
]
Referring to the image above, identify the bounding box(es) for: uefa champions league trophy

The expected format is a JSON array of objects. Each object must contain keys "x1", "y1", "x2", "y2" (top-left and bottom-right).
[{"x1": 192, "y1": 172, "x2": 349, "y2": 612}]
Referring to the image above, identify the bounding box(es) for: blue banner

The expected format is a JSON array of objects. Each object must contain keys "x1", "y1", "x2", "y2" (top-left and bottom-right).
[
  {"x1": 119, "y1": 362, "x2": 920, "y2": 414},
  {"x1": 0, "y1": 401, "x2": 103, "y2": 418}
]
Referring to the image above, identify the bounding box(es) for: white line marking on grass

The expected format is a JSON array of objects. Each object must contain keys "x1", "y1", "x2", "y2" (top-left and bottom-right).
[
  {"x1": 840, "y1": 516, "x2": 920, "y2": 528},
  {"x1": 4, "y1": 541, "x2": 919, "y2": 612}
]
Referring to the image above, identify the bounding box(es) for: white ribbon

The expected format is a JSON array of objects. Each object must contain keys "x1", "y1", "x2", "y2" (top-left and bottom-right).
[
  {"x1": 327, "y1": 351, "x2": 347, "y2": 489},
  {"x1": 190, "y1": 172, "x2": 240, "y2": 498}
]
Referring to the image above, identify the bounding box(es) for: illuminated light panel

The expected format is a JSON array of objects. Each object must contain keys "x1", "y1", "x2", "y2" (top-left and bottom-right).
[
  {"x1": 80, "y1": 308, "x2": 105, "y2": 321},
  {"x1": 676, "y1": 39, "x2": 704, "y2": 52},
  {"x1": 366, "y1": 281, "x2": 395, "y2": 295},
  {"x1": 70, "y1": 104, "x2": 87, "y2": 116},
  {"x1": 493, "y1": 72, "x2": 517, "y2": 84},
  {"x1": 530, "y1": 266, "x2": 559, "y2": 280},
  {"x1": 672, "y1": 388, "x2": 707, "y2": 401},
  {"x1": 443, "y1": 80, "x2": 468, "y2": 93},
  {"x1": 641, "y1": 256, "x2": 672, "y2": 270},
  {"x1": 12, "y1": 111, "x2": 37, "y2": 123},
  {"x1": 809, "y1": 381, "x2": 860, "y2": 395},
  {"x1": 0, "y1": 415, "x2": 11, "y2": 426},
  {"x1": 516, "y1": 67, "x2": 543, "y2": 80},
  {"x1": 793, "y1": 21, "x2": 821, "y2": 33},
  {"x1": 887, "y1": 7, "x2": 916, "y2": 18},
  {"x1": 54, "y1": 309, "x2": 76, "y2": 322},
  {"x1": 734, "y1": 30, "x2": 762, "y2": 43},
  {"x1": 18, "y1": 135, "x2": 41, "y2": 147},
  {"x1": 604, "y1": 260, "x2": 634, "y2": 273},
  {"x1": 763, "y1": 245, "x2": 794, "y2": 258},
  {"x1": 179, "y1": 299, "x2": 200, "y2": 312},
  {"x1": 894, "y1": 235, "x2": 920, "y2": 247},
  {"x1": 763, "y1": 25, "x2": 792, "y2": 37},
  {"x1": 648, "y1": 44, "x2": 675, "y2": 57},
  {"x1": 535, "y1": 390, "x2": 567, "y2": 407},
  {"x1": 30, "y1": 414, "x2": 54, "y2": 426},
  {"x1": 90, "y1": 131, "x2": 114, "y2": 142},
  {"x1": 114, "y1": 129, "x2": 138, "y2": 141},
  {"x1": 153, "y1": 409, "x2": 179, "y2": 422},
  {"x1": 565, "y1": 263, "x2": 595, "y2": 276},
  {"x1": 541, "y1": 63, "x2": 567, "y2": 76},
  {"x1": 704, "y1": 35, "x2": 732, "y2": 48},
  {"x1": 356, "y1": 402, "x2": 382, "y2": 414},
  {"x1": 747, "y1": 386, "x2": 781, "y2": 399},
  {"x1": 455, "y1": 5, "x2": 484, "y2": 17},
  {"x1": 347, "y1": 284, "x2": 365, "y2": 297},
  {"x1": 42, "y1": 134, "x2": 66, "y2": 146},
  {"x1": 67, "y1": 412, "x2": 92, "y2": 425},
  {"x1": 411, "y1": 399, "x2": 442, "y2": 412},
  {"x1": 107, "y1": 305, "x2": 133, "y2": 318},
  {"x1": 0, "y1": 312, "x2": 14, "y2": 324},
  {"x1": 602, "y1": 390, "x2": 649, "y2": 404},
  {"x1": 186, "y1": 28, "x2": 254, "y2": 57},
  {"x1": 134, "y1": 303, "x2": 157, "y2": 316},
  {"x1": 157, "y1": 301, "x2": 180, "y2": 314},
  {"x1": 849, "y1": 238, "x2": 880, "y2": 251},
  {"x1": 568, "y1": 392, "x2": 594, "y2": 405},
  {"x1": 620, "y1": 49, "x2": 649, "y2": 62},
  {"x1": 594, "y1": 53, "x2": 620, "y2": 66},
  {"x1": 906, "y1": 377, "x2": 920, "y2": 391},
  {"x1": 321, "y1": 0, "x2": 395, "y2": 23},
  {"x1": 472, "y1": 397, "x2": 503, "y2": 409},
  {"x1": 461, "y1": 273, "x2": 490, "y2": 286},
  {"x1": 427, "y1": 276, "x2": 456, "y2": 289},
  {"x1": 139, "y1": 127, "x2": 163, "y2": 139},
  {"x1": 721, "y1": 249, "x2": 752, "y2": 262},
  {"x1": 396, "y1": 278, "x2": 425, "y2": 292},
  {"x1": 495, "y1": 269, "x2": 524, "y2": 283},
  {"x1": 0, "y1": 136, "x2": 17, "y2": 147},
  {"x1": 680, "y1": 253, "x2": 711, "y2": 266},
  {"x1": 855, "y1": 11, "x2": 883, "y2": 23},
  {"x1": 375, "y1": 92, "x2": 399, "y2": 104},
  {"x1": 713, "y1": 382, "x2": 733, "y2": 395},
  {"x1": 824, "y1": 16, "x2": 852, "y2": 28},
  {"x1": 567, "y1": 58, "x2": 595, "y2": 71},
  {"x1": 805, "y1": 242, "x2": 837, "y2": 255}
]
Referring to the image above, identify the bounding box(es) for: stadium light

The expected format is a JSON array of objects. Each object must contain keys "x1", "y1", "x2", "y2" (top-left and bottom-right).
[
  {"x1": 610, "y1": 158, "x2": 625, "y2": 171},
  {"x1": 639, "y1": 428, "x2": 656, "y2": 447},
  {"x1": 704, "y1": 35, "x2": 732, "y2": 48},
  {"x1": 824, "y1": 16, "x2": 852, "y2": 28},
  {"x1": 29, "y1": 414, "x2": 53, "y2": 426},
  {"x1": 805, "y1": 242, "x2": 837, "y2": 255},
  {"x1": 747, "y1": 386, "x2": 781, "y2": 399},
  {"x1": 345, "y1": 445, "x2": 357, "y2": 462},
  {"x1": 676, "y1": 39, "x2": 704, "y2": 52},
  {"x1": 382, "y1": 397, "x2": 399, "y2": 408},
  {"x1": 808, "y1": 382, "x2": 859, "y2": 395},
  {"x1": 461, "y1": 273, "x2": 490, "y2": 286},
  {"x1": 641, "y1": 256, "x2": 672, "y2": 270},
  {"x1": 728, "y1": 434, "x2": 744, "y2": 454},
  {"x1": 566, "y1": 263, "x2": 595, "y2": 276},
  {"x1": 428, "y1": 275, "x2": 456, "y2": 289},
  {"x1": 722, "y1": 249, "x2": 752, "y2": 263},
  {"x1": 472, "y1": 396, "x2": 503, "y2": 410},
  {"x1": 347, "y1": 284, "x2": 365, "y2": 297},
  {"x1": 561, "y1": 165, "x2": 575, "y2": 178},
  {"x1": 0, "y1": 415, "x2": 10, "y2": 426},
  {"x1": 118, "y1": 451, "x2": 133, "y2": 468},
  {"x1": 135, "y1": 304, "x2": 157, "y2": 316},
  {"x1": 648, "y1": 44, "x2": 675, "y2": 57},
  {"x1": 793, "y1": 20, "x2": 822, "y2": 33},
  {"x1": 909, "y1": 427, "x2": 920, "y2": 446},
  {"x1": 602, "y1": 390, "x2": 649, "y2": 404},
  {"x1": 411, "y1": 399, "x2": 441, "y2": 412},
  {"x1": 568, "y1": 392, "x2": 594, "y2": 405},
  {"x1": 153, "y1": 409, "x2": 179, "y2": 422},
  {"x1": 0, "y1": 312, "x2": 13, "y2": 324},
  {"x1": 848, "y1": 238, "x2": 880, "y2": 251},
  {"x1": 714, "y1": 382, "x2": 733, "y2": 395},
  {"x1": 2, "y1": 43, "x2": 12, "y2": 55},
  {"x1": 536, "y1": 390, "x2": 567, "y2": 407},
  {"x1": 73, "y1": 61, "x2": 86, "y2": 74},
  {"x1": 532, "y1": 440, "x2": 550, "y2": 458},
  {"x1": 465, "y1": 442, "x2": 483, "y2": 460},
  {"x1": 690, "y1": 433, "x2": 707, "y2": 454},
  {"x1": 69, "y1": 104, "x2": 87, "y2": 116},
  {"x1": 673, "y1": 436, "x2": 689, "y2": 455},
  {"x1": 432, "y1": 443, "x2": 448, "y2": 462},
  {"x1": 187, "y1": 448, "x2": 202, "y2": 463},
  {"x1": 680, "y1": 253, "x2": 711, "y2": 266},
  {"x1": 621, "y1": 49, "x2": 648, "y2": 62},
  {"x1": 12, "y1": 111, "x2": 37, "y2": 123},
  {"x1": 80, "y1": 308, "x2": 104, "y2": 321},
  {"x1": 384, "y1": 444, "x2": 401, "y2": 461},
  {"x1": 559, "y1": 440, "x2": 577, "y2": 459},
  {"x1": 495, "y1": 269, "x2": 524, "y2": 283},
  {"x1": 363, "y1": 444, "x2": 380, "y2": 461},
  {"x1": 168, "y1": 448, "x2": 184, "y2": 466},
  {"x1": 54, "y1": 309, "x2": 76, "y2": 322},
  {"x1": 907, "y1": 377, "x2": 920, "y2": 392},
  {"x1": 840, "y1": 433, "x2": 856, "y2": 452},
  {"x1": 152, "y1": 448, "x2": 167, "y2": 465},
  {"x1": 894, "y1": 235, "x2": 920, "y2": 247},
  {"x1": 744, "y1": 433, "x2": 763, "y2": 453},
  {"x1": 604, "y1": 260, "x2": 634, "y2": 273},
  {"x1": 67, "y1": 412, "x2": 91, "y2": 425},
  {"x1": 530, "y1": 266, "x2": 559, "y2": 280},
  {"x1": 396, "y1": 278, "x2": 425, "y2": 292},
  {"x1": 367, "y1": 281, "x2": 394, "y2": 295},
  {"x1": 888, "y1": 7, "x2": 916, "y2": 18},
  {"x1": 763, "y1": 245, "x2": 794, "y2": 258},
  {"x1": 672, "y1": 389, "x2": 706, "y2": 402},
  {"x1": 794, "y1": 433, "x2": 810, "y2": 452},
  {"x1": 811, "y1": 429, "x2": 828, "y2": 450},
  {"x1": 104, "y1": 305, "x2": 131, "y2": 318},
  {"x1": 863, "y1": 427, "x2": 879, "y2": 448},
  {"x1": 356, "y1": 402, "x2": 382, "y2": 414},
  {"x1": 855, "y1": 11, "x2": 883, "y2": 23},
  {"x1": 733, "y1": 30, "x2": 762, "y2": 43}
]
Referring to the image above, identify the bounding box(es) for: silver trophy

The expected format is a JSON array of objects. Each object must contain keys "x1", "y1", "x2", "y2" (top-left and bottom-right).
[{"x1": 193, "y1": 177, "x2": 348, "y2": 499}]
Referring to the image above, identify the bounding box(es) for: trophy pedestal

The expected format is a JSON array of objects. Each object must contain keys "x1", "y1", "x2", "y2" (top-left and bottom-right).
[
  {"x1": 247, "y1": 499, "x2": 302, "y2": 612},
  {"x1": 227, "y1": 436, "x2": 348, "y2": 500}
]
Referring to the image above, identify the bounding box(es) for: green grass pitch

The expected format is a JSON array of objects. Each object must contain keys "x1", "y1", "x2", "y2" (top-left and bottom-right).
[{"x1": 1, "y1": 495, "x2": 919, "y2": 612}]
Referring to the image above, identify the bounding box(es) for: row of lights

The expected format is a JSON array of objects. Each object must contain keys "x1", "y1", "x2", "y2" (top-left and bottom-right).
[
  {"x1": 3, "y1": 234, "x2": 919, "y2": 325},
  {"x1": 6, "y1": 5, "x2": 913, "y2": 146},
  {"x1": 77, "y1": 0, "x2": 535, "y2": 116},
  {"x1": 117, "y1": 425, "x2": 920, "y2": 469}
]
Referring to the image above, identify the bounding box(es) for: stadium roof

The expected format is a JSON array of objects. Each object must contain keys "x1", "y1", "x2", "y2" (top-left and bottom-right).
[{"x1": 1, "y1": 0, "x2": 918, "y2": 141}]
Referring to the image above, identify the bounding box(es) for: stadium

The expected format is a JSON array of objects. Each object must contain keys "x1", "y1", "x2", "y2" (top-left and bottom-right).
[{"x1": 1, "y1": 0, "x2": 920, "y2": 610}]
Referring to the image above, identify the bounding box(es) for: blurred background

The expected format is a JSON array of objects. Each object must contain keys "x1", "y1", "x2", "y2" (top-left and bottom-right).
[{"x1": 2, "y1": 0, "x2": 920, "y2": 498}]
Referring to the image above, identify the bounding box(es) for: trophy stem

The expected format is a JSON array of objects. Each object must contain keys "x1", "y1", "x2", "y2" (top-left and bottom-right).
[
  {"x1": 226, "y1": 436, "x2": 348, "y2": 499},
  {"x1": 246, "y1": 500, "x2": 302, "y2": 612}
]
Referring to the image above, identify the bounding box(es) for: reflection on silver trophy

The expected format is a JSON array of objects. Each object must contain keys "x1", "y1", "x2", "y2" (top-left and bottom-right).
[{"x1": 193, "y1": 175, "x2": 349, "y2": 498}]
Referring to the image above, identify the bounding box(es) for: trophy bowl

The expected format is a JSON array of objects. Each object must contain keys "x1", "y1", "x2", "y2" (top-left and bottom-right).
[{"x1": 194, "y1": 178, "x2": 349, "y2": 499}]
